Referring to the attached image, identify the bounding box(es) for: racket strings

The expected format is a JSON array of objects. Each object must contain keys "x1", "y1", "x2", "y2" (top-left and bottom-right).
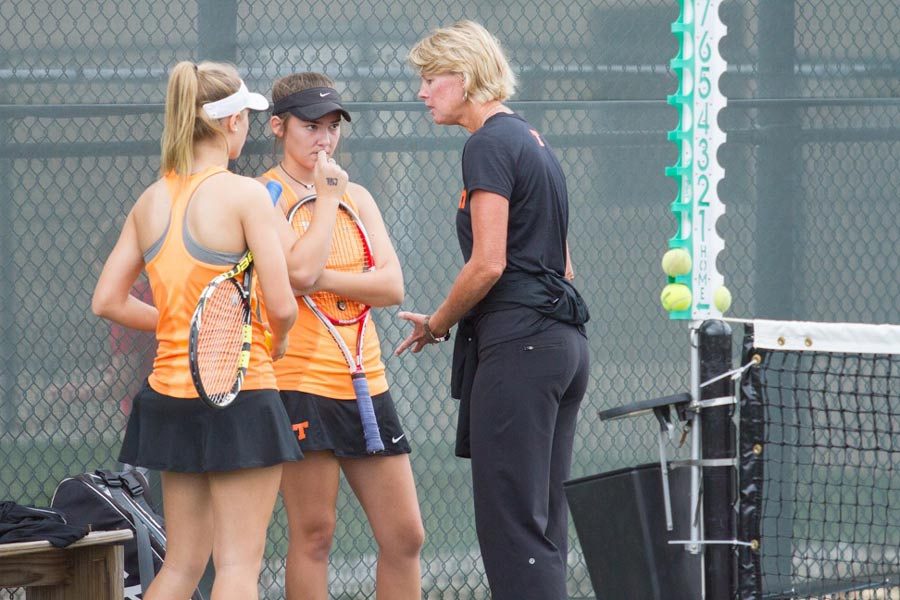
[
  {"x1": 317, "y1": 211, "x2": 368, "y2": 318},
  {"x1": 290, "y1": 202, "x2": 369, "y2": 320},
  {"x1": 196, "y1": 282, "x2": 246, "y2": 399},
  {"x1": 329, "y1": 212, "x2": 368, "y2": 273}
]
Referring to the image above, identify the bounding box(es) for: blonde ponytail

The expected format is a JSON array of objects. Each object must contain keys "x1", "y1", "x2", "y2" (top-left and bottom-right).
[
  {"x1": 161, "y1": 62, "x2": 199, "y2": 175},
  {"x1": 160, "y1": 61, "x2": 242, "y2": 175}
]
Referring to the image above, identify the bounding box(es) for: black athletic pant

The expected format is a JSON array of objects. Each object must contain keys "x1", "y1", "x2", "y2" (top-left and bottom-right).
[{"x1": 469, "y1": 320, "x2": 590, "y2": 600}]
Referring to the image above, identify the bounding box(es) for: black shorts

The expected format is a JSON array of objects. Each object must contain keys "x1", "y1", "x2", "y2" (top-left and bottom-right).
[
  {"x1": 280, "y1": 390, "x2": 411, "y2": 458},
  {"x1": 118, "y1": 384, "x2": 303, "y2": 473}
]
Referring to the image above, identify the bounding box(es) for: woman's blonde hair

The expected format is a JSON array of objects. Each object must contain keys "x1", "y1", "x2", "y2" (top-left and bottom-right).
[
  {"x1": 160, "y1": 61, "x2": 242, "y2": 175},
  {"x1": 408, "y1": 20, "x2": 517, "y2": 104}
]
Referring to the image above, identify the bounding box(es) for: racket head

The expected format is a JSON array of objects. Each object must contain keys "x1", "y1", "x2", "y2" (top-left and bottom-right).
[
  {"x1": 188, "y1": 259, "x2": 253, "y2": 409},
  {"x1": 287, "y1": 196, "x2": 374, "y2": 325}
]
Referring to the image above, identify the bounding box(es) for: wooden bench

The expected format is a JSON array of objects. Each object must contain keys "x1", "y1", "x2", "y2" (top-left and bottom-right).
[{"x1": 0, "y1": 530, "x2": 133, "y2": 599}]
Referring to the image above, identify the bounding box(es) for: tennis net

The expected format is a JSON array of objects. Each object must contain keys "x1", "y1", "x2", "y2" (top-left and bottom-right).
[{"x1": 737, "y1": 320, "x2": 900, "y2": 600}]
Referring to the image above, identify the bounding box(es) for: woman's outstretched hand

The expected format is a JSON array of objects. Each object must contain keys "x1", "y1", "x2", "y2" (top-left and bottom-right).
[{"x1": 394, "y1": 311, "x2": 430, "y2": 356}]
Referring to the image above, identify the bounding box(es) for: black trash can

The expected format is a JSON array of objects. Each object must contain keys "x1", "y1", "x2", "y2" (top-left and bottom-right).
[{"x1": 564, "y1": 462, "x2": 702, "y2": 600}]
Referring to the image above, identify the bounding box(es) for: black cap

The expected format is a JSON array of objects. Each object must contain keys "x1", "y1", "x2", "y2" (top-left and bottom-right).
[{"x1": 272, "y1": 87, "x2": 352, "y2": 122}]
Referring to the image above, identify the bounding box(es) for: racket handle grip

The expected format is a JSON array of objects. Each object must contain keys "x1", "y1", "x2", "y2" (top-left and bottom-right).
[
  {"x1": 266, "y1": 180, "x2": 283, "y2": 206},
  {"x1": 352, "y1": 374, "x2": 384, "y2": 454}
]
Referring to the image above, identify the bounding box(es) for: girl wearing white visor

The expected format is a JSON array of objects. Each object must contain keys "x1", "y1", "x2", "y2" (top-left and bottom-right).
[{"x1": 93, "y1": 61, "x2": 347, "y2": 600}]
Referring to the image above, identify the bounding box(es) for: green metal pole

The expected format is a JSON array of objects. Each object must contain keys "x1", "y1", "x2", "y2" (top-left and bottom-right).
[
  {"x1": 756, "y1": 0, "x2": 799, "y2": 589},
  {"x1": 755, "y1": 1, "x2": 800, "y2": 319},
  {"x1": 0, "y1": 67, "x2": 18, "y2": 437},
  {"x1": 197, "y1": 0, "x2": 238, "y2": 62}
]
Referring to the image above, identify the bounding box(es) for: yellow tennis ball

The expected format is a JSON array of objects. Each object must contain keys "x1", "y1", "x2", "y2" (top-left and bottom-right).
[
  {"x1": 661, "y1": 248, "x2": 692, "y2": 277},
  {"x1": 660, "y1": 283, "x2": 692, "y2": 312},
  {"x1": 713, "y1": 286, "x2": 732, "y2": 313}
]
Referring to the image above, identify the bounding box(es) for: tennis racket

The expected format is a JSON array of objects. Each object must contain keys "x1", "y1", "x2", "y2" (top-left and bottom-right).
[
  {"x1": 287, "y1": 195, "x2": 384, "y2": 453},
  {"x1": 188, "y1": 252, "x2": 254, "y2": 409},
  {"x1": 187, "y1": 182, "x2": 282, "y2": 408}
]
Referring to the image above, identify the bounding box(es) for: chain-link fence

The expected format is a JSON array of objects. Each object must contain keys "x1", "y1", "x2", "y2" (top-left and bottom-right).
[{"x1": 1, "y1": 1, "x2": 898, "y2": 598}]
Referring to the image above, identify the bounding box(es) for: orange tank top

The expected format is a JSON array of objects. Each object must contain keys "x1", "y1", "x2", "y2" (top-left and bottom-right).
[
  {"x1": 261, "y1": 169, "x2": 388, "y2": 399},
  {"x1": 147, "y1": 167, "x2": 277, "y2": 397}
]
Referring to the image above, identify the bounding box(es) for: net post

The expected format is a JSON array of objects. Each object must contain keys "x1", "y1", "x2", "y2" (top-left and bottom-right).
[
  {"x1": 698, "y1": 319, "x2": 735, "y2": 599},
  {"x1": 688, "y1": 325, "x2": 703, "y2": 556}
]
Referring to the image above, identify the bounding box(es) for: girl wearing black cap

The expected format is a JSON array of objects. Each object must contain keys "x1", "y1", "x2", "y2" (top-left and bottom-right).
[{"x1": 258, "y1": 72, "x2": 423, "y2": 600}]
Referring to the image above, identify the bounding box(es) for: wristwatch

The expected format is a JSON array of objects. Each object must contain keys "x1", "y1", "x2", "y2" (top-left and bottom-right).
[{"x1": 423, "y1": 315, "x2": 451, "y2": 343}]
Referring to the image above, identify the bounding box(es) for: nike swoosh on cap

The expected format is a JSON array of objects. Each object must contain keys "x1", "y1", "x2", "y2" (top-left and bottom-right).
[{"x1": 319, "y1": 92, "x2": 331, "y2": 97}]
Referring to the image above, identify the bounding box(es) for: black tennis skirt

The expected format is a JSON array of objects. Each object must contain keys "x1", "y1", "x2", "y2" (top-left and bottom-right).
[
  {"x1": 118, "y1": 383, "x2": 303, "y2": 473},
  {"x1": 280, "y1": 390, "x2": 411, "y2": 458}
]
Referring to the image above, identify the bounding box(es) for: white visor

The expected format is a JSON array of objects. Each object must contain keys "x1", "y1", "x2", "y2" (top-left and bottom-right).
[{"x1": 202, "y1": 80, "x2": 269, "y2": 119}]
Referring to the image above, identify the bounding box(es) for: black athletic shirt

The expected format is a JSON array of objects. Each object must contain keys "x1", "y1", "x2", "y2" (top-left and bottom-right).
[
  {"x1": 455, "y1": 111, "x2": 587, "y2": 351},
  {"x1": 449, "y1": 112, "x2": 588, "y2": 426},
  {"x1": 457, "y1": 112, "x2": 569, "y2": 278}
]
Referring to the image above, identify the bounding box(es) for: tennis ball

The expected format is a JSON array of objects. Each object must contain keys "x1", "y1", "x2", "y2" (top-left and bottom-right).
[
  {"x1": 713, "y1": 286, "x2": 732, "y2": 313},
  {"x1": 661, "y1": 248, "x2": 692, "y2": 277},
  {"x1": 660, "y1": 283, "x2": 692, "y2": 312}
]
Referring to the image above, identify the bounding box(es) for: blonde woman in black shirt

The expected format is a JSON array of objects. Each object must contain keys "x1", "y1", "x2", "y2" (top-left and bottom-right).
[{"x1": 397, "y1": 20, "x2": 591, "y2": 600}]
